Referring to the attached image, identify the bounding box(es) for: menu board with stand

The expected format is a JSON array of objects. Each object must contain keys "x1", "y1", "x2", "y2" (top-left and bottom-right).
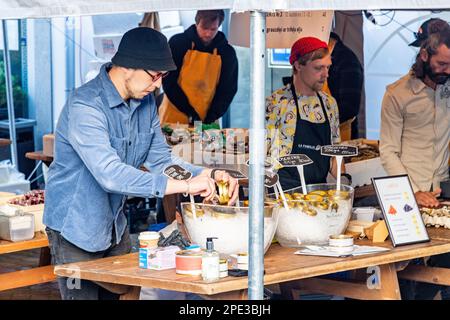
[{"x1": 372, "y1": 175, "x2": 429, "y2": 247}]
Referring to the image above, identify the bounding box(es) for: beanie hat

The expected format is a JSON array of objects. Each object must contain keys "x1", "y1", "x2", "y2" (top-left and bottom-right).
[
  {"x1": 111, "y1": 27, "x2": 176, "y2": 71},
  {"x1": 289, "y1": 37, "x2": 328, "y2": 65}
]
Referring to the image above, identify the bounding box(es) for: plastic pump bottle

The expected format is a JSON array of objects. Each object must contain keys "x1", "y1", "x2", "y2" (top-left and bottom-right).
[{"x1": 202, "y1": 237, "x2": 220, "y2": 282}]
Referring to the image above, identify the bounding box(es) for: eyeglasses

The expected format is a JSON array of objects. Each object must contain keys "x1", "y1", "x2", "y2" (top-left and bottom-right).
[{"x1": 144, "y1": 70, "x2": 169, "y2": 82}]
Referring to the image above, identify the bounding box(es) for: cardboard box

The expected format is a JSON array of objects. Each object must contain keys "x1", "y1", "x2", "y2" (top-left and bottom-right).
[{"x1": 345, "y1": 157, "x2": 387, "y2": 187}]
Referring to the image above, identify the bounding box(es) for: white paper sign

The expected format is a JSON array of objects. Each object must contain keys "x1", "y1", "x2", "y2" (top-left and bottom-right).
[
  {"x1": 229, "y1": 11, "x2": 333, "y2": 48},
  {"x1": 372, "y1": 175, "x2": 429, "y2": 247}
]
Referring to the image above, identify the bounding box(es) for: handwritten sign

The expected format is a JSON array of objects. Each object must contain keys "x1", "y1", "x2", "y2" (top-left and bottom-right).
[
  {"x1": 264, "y1": 173, "x2": 279, "y2": 188},
  {"x1": 321, "y1": 145, "x2": 358, "y2": 157},
  {"x1": 163, "y1": 165, "x2": 192, "y2": 181},
  {"x1": 229, "y1": 11, "x2": 333, "y2": 48},
  {"x1": 278, "y1": 154, "x2": 313, "y2": 167},
  {"x1": 215, "y1": 169, "x2": 247, "y2": 180}
]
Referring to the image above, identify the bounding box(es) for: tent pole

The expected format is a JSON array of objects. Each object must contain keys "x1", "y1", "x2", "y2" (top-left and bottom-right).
[
  {"x1": 248, "y1": 10, "x2": 266, "y2": 301},
  {"x1": 1, "y1": 20, "x2": 18, "y2": 168}
]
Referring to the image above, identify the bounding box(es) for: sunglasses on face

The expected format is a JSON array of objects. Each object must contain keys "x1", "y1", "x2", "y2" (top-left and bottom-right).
[{"x1": 144, "y1": 70, "x2": 169, "y2": 82}]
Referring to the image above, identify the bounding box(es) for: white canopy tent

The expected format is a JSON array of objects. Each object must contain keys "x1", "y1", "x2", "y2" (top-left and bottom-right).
[
  {"x1": 0, "y1": 0, "x2": 449, "y2": 18},
  {"x1": 1, "y1": 0, "x2": 449, "y2": 300}
]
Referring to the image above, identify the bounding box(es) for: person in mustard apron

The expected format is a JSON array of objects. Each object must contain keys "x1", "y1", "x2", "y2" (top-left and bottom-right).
[{"x1": 160, "y1": 10, "x2": 238, "y2": 125}]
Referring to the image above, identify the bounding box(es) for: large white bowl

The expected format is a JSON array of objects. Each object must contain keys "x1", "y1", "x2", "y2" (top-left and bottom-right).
[
  {"x1": 272, "y1": 183, "x2": 354, "y2": 247},
  {"x1": 180, "y1": 202, "x2": 279, "y2": 255}
]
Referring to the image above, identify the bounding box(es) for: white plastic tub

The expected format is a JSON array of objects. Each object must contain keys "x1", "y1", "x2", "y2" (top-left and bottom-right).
[{"x1": 0, "y1": 213, "x2": 35, "y2": 242}]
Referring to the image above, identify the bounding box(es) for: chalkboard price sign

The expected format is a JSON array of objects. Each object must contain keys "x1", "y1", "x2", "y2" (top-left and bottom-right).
[
  {"x1": 321, "y1": 145, "x2": 358, "y2": 157},
  {"x1": 218, "y1": 169, "x2": 247, "y2": 180},
  {"x1": 264, "y1": 173, "x2": 279, "y2": 187},
  {"x1": 278, "y1": 154, "x2": 313, "y2": 167},
  {"x1": 163, "y1": 165, "x2": 192, "y2": 181}
]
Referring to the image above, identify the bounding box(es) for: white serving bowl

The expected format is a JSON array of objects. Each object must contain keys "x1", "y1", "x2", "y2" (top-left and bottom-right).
[
  {"x1": 271, "y1": 183, "x2": 354, "y2": 247},
  {"x1": 180, "y1": 202, "x2": 279, "y2": 255}
]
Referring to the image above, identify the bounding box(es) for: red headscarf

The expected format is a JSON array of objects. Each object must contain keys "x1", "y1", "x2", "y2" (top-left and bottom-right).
[{"x1": 289, "y1": 37, "x2": 328, "y2": 65}]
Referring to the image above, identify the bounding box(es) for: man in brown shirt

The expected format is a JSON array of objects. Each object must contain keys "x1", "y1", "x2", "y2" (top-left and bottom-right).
[{"x1": 380, "y1": 19, "x2": 450, "y2": 208}]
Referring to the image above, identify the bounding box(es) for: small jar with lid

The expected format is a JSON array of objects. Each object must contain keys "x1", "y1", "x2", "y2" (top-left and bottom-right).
[
  {"x1": 138, "y1": 231, "x2": 160, "y2": 249},
  {"x1": 138, "y1": 231, "x2": 160, "y2": 269},
  {"x1": 219, "y1": 259, "x2": 228, "y2": 278}
]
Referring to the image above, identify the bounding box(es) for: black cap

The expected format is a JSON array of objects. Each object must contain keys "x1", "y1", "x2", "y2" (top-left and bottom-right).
[
  {"x1": 409, "y1": 18, "x2": 441, "y2": 47},
  {"x1": 111, "y1": 27, "x2": 176, "y2": 71}
]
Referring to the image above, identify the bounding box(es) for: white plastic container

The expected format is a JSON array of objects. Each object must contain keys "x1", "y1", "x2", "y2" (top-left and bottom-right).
[
  {"x1": 0, "y1": 213, "x2": 35, "y2": 242},
  {"x1": 345, "y1": 157, "x2": 387, "y2": 187},
  {"x1": 0, "y1": 163, "x2": 10, "y2": 183}
]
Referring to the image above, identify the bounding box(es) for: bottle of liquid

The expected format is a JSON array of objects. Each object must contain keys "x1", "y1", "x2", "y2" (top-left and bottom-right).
[{"x1": 202, "y1": 237, "x2": 220, "y2": 282}]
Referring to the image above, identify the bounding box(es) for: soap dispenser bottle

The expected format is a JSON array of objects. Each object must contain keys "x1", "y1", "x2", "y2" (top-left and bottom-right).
[{"x1": 202, "y1": 237, "x2": 220, "y2": 282}]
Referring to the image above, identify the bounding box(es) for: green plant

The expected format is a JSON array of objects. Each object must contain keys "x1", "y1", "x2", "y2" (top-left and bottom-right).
[{"x1": 0, "y1": 59, "x2": 26, "y2": 119}]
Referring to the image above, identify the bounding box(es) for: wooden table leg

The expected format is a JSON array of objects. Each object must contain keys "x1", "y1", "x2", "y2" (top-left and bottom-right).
[
  {"x1": 200, "y1": 289, "x2": 248, "y2": 300},
  {"x1": 163, "y1": 194, "x2": 179, "y2": 223},
  {"x1": 279, "y1": 281, "x2": 297, "y2": 300},
  {"x1": 119, "y1": 286, "x2": 141, "y2": 300},
  {"x1": 376, "y1": 263, "x2": 402, "y2": 300},
  {"x1": 39, "y1": 247, "x2": 51, "y2": 267}
]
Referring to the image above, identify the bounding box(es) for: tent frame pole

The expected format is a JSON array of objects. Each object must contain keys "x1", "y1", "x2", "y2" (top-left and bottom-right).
[
  {"x1": 1, "y1": 20, "x2": 18, "y2": 168},
  {"x1": 248, "y1": 10, "x2": 266, "y2": 301}
]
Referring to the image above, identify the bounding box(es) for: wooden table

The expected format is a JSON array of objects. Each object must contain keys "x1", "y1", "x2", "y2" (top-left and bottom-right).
[
  {"x1": 0, "y1": 231, "x2": 56, "y2": 291},
  {"x1": 54, "y1": 228, "x2": 450, "y2": 300},
  {"x1": 25, "y1": 151, "x2": 54, "y2": 167},
  {"x1": 0, "y1": 138, "x2": 11, "y2": 147}
]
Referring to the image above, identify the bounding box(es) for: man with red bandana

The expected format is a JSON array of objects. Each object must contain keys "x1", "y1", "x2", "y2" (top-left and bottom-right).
[{"x1": 266, "y1": 36, "x2": 347, "y2": 190}]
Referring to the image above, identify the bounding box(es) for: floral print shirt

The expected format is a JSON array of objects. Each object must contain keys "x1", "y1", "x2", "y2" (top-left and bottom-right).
[{"x1": 265, "y1": 83, "x2": 341, "y2": 166}]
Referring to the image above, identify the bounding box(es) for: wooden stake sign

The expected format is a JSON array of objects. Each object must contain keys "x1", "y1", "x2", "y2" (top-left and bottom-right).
[
  {"x1": 264, "y1": 172, "x2": 279, "y2": 188},
  {"x1": 320, "y1": 145, "x2": 358, "y2": 157},
  {"x1": 215, "y1": 168, "x2": 247, "y2": 180},
  {"x1": 321, "y1": 145, "x2": 358, "y2": 191},
  {"x1": 278, "y1": 154, "x2": 313, "y2": 167},
  {"x1": 279, "y1": 154, "x2": 313, "y2": 195}
]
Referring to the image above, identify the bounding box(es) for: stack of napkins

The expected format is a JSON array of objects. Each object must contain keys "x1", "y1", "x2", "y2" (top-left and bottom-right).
[{"x1": 294, "y1": 245, "x2": 390, "y2": 258}]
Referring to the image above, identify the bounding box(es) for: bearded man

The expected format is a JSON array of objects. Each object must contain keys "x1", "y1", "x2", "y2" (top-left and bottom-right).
[{"x1": 380, "y1": 19, "x2": 450, "y2": 208}]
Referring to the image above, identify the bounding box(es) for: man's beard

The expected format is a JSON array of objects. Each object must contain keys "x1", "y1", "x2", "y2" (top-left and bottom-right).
[{"x1": 424, "y1": 61, "x2": 450, "y2": 85}]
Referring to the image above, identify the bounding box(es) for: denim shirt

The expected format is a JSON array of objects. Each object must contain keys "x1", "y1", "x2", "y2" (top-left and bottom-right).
[{"x1": 43, "y1": 63, "x2": 203, "y2": 252}]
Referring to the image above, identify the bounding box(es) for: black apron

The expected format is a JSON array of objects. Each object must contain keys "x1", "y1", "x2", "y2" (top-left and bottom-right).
[{"x1": 278, "y1": 84, "x2": 332, "y2": 190}]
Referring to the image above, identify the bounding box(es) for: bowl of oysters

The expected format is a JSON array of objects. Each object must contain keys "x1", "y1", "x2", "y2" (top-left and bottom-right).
[
  {"x1": 180, "y1": 201, "x2": 279, "y2": 255},
  {"x1": 180, "y1": 180, "x2": 279, "y2": 255},
  {"x1": 269, "y1": 183, "x2": 354, "y2": 246}
]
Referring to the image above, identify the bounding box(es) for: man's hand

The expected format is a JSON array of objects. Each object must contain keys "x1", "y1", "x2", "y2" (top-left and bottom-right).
[
  {"x1": 415, "y1": 189, "x2": 441, "y2": 208},
  {"x1": 212, "y1": 170, "x2": 240, "y2": 205},
  {"x1": 187, "y1": 174, "x2": 217, "y2": 203},
  {"x1": 200, "y1": 169, "x2": 240, "y2": 205}
]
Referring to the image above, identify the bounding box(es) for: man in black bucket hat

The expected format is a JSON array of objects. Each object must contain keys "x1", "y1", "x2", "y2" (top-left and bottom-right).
[{"x1": 43, "y1": 27, "x2": 239, "y2": 300}]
